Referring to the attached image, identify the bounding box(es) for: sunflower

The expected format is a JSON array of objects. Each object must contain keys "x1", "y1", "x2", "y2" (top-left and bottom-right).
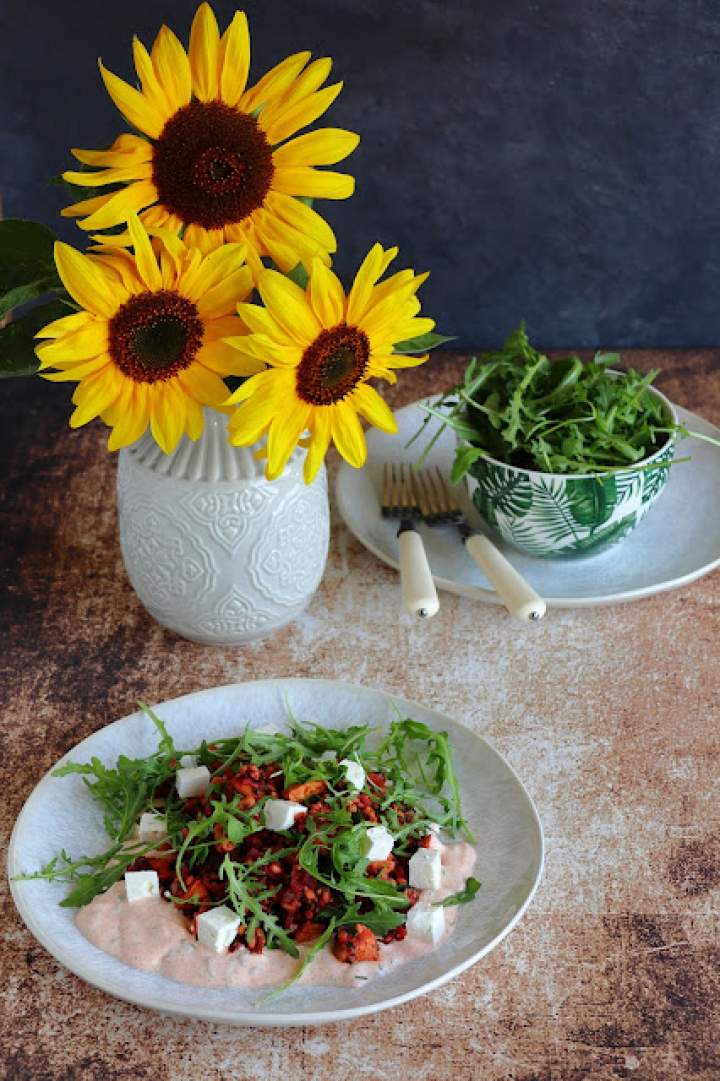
[
  {"x1": 35, "y1": 214, "x2": 258, "y2": 453},
  {"x1": 223, "y1": 244, "x2": 434, "y2": 482},
  {"x1": 61, "y1": 2, "x2": 359, "y2": 275}
]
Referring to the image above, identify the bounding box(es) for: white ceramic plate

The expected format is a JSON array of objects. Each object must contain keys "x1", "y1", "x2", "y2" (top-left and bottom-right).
[
  {"x1": 8, "y1": 679, "x2": 543, "y2": 1027},
  {"x1": 336, "y1": 399, "x2": 720, "y2": 607}
]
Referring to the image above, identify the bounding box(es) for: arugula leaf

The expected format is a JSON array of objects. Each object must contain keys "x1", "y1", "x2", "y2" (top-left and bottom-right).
[
  {"x1": 258, "y1": 919, "x2": 336, "y2": 1003},
  {"x1": 416, "y1": 323, "x2": 691, "y2": 479},
  {"x1": 435, "y1": 876, "x2": 481, "y2": 907},
  {"x1": 138, "y1": 701, "x2": 176, "y2": 756}
]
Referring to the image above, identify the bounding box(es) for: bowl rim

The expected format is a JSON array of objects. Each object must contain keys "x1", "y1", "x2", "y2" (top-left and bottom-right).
[{"x1": 462, "y1": 381, "x2": 678, "y2": 483}]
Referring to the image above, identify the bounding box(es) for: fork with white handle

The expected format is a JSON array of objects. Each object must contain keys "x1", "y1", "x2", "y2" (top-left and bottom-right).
[
  {"x1": 381, "y1": 463, "x2": 440, "y2": 619},
  {"x1": 414, "y1": 467, "x2": 547, "y2": 623}
]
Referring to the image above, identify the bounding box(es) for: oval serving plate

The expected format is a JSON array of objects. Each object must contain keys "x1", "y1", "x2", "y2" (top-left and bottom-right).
[
  {"x1": 336, "y1": 399, "x2": 720, "y2": 606},
  {"x1": 8, "y1": 679, "x2": 543, "y2": 1027}
]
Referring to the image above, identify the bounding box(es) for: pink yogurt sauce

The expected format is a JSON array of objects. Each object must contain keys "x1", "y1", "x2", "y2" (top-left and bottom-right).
[{"x1": 76, "y1": 839, "x2": 476, "y2": 990}]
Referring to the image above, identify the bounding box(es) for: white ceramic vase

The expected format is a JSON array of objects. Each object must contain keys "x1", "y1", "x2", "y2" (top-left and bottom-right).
[{"x1": 116, "y1": 411, "x2": 329, "y2": 644}]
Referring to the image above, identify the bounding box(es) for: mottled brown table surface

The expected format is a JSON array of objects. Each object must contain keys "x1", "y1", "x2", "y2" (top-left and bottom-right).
[{"x1": 2, "y1": 351, "x2": 719, "y2": 1081}]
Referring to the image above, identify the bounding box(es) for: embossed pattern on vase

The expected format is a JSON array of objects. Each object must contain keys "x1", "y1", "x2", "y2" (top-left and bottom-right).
[{"x1": 116, "y1": 414, "x2": 330, "y2": 644}]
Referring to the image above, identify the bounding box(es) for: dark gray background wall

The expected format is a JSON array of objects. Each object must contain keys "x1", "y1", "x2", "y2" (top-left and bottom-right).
[{"x1": 2, "y1": 0, "x2": 720, "y2": 349}]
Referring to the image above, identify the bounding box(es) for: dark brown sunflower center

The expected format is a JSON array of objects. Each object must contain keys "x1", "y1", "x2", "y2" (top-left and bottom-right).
[
  {"x1": 153, "y1": 101, "x2": 274, "y2": 230},
  {"x1": 108, "y1": 291, "x2": 204, "y2": 383},
  {"x1": 296, "y1": 324, "x2": 370, "y2": 405}
]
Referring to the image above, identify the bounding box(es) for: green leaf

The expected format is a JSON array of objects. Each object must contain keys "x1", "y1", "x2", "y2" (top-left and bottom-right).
[
  {"x1": 434, "y1": 876, "x2": 481, "y2": 907},
  {"x1": 0, "y1": 279, "x2": 60, "y2": 321},
  {"x1": 286, "y1": 262, "x2": 309, "y2": 289},
  {"x1": 392, "y1": 332, "x2": 456, "y2": 355},
  {"x1": 415, "y1": 323, "x2": 687, "y2": 476},
  {"x1": 0, "y1": 300, "x2": 69, "y2": 378},
  {"x1": 0, "y1": 219, "x2": 60, "y2": 299},
  {"x1": 450, "y1": 444, "x2": 488, "y2": 484}
]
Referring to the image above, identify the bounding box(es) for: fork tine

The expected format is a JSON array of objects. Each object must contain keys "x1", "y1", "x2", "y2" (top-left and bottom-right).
[
  {"x1": 435, "y1": 467, "x2": 460, "y2": 513},
  {"x1": 414, "y1": 469, "x2": 431, "y2": 519}
]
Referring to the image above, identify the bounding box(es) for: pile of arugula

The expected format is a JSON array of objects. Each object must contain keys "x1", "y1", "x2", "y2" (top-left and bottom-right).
[
  {"x1": 414, "y1": 323, "x2": 701, "y2": 480},
  {"x1": 17, "y1": 705, "x2": 479, "y2": 994}
]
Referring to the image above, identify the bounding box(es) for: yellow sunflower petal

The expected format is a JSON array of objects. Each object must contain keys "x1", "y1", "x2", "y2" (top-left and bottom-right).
[
  {"x1": 61, "y1": 192, "x2": 115, "y2": 220},
  {"x1": 359, "y1": 294, "x2": 423, "y2": 345},
  {"x1": 150, "y1": 381, "x2": 186, "y2": 454},
  {"x1": 264, "y1": 82, "x2": 344, "y2": 145},
  {"x1": 188, "y1": 2, "x2": 220, "y2": 102},
  {"x1": 132, "y1": 36, "x2": 172, "y2": 121},
  {"x1": 177, "y1": 362, "x2": 229, "y2": 405},
  {"x1": 35, "y1": 311, "x2": 93, "y2": 339},
  {"x1": 196, "y1": 341, "x2": 263, "y2": 376},
  {"x1": 331, "y1": 399, "x2": 367, "y2": 468},
  {"x1": 303, "y1": 407, "x2": 332, "y2": 483},
  {"x1": 266, "y1": 398, "x2": 310, "y2": 480},
  {"x1": 127, "y1": 213, "x2": 162, "y2": 291},
  {"x1": 235, "y1": 301, "x2": 294, "y2": 342},
  {"x1": 180, "y1": 242, "x2": 247, "y2": 301},
  {"x1": 98, "y1": 59, "x2": 164, "y2": 138},
  {"x1": 267, "y1": 56, "x2": 333, "y2": 114},
  {"x1": 370, "y1": 352, "x2": 429, "y2": 371},
  {"x1": 346, "y1": 244, "x2": 398, "y2": 324},
  {"x1": 264, "y1": 191, "x2": 336, "y2": 252},
  {"x1": 69, "y1": 366, "x2": 123, "y2": 427},
  {"x1": 203, "y1": 314, "x2": 245, "y2": 340},
  {"x1": 350, "y1": 383, "x2": 398, "y2": 434},
  {"x1": 250, "y1": 216, "x2": 303, "y2": 274},
  {"x1": 40, "y1": 357, "x2": 110, "y2": 382},
  {"x1": 272, "y1": 128, "x2": 359, "y2": 170},
  {"x1": 253, "y1": 211, "x2": 329, "y2": 273},
  {"x1": 257, "y1": 269, "x2": 320, "y2": 345},
  {"x1": 308, "y1": 257, "x2": 345, "y2": 327},
  {"x1": 183, "y1": 223, "x2": 225, "y2": 254},
  {"x1": 54, "y1": 242, "x2": 121, "y2": 318},
  {"x1": 241, "y1": 51, "x2": 311, "y2": 113},
  {"x1": 223, "y1": 332, "x2": 301, "y2": 368},
  {"x1": 62, "y1": 162, "x2": 152, "y2": 187},
  {"x1": 271, "y1": 166, "x2": 355, "y2": 200},
  {"x1": 151, "y1": 25, "x2": 192, "y2": 112},
  {"x1": 220, "y1": 10, "x2": 250, "y2": 106},
  {"x1": 71, "y1": 133, "x2": 152, "y2": 168},
  {"x1": 227, "y1": 370, "x2": 293, "y2": 444},
  {"x1": 196, "y1": 267, "x2": 254, "y2": 319},
  {"x1": 183, "y1": 394, "x2": 205, "y2": 441},
  {"x1": 225, "y1": 367, "x2": 282, "y2": 406},
  {"x1": 77, "y1": 181, "x2": 158, "y2": 232},
  {"x1": 35, "y1": 320, "x2": 108, "y2": 365},
  {"x1": 107, "y1": 383, "x2": 150, "y2": 451}
]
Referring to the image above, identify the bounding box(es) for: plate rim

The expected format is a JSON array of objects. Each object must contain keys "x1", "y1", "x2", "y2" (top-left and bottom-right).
[
  {"x1": 8, "y1": 677, "x2": 544, "y2": 1027},
  {"x1": 335, "y1": 400, "x2": 720, "y2": 608}
]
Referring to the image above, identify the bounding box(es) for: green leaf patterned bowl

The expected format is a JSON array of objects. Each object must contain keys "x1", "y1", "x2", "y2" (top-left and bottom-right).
[{"x1": 464, "y1": 388, "x2": 678, "y2": 560}]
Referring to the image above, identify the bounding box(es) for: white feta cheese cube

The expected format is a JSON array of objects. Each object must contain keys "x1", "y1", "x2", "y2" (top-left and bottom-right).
[
  {"x1": 408, "y1": 847, "x2": 443, "y2": 890},
  {"x1": 137, "y1": 811, "x2": 166, "y2": 843},
  {"x1": 362, "y1": 824, "x2": 394, "y2": 862},
  {"x1": 406, "y1": 902, "x2": 445, "y2": 943},
  {"x1": 339, "y1": 758, "x2": 365, "y2": 790},
  {"x1": 264, "y1": 798, "x2": 305, "y2": 831},
  {"x1": 179, "y1": 754, "x2": 198, "y2": 768},
  {"x1": 124, "y1": 870, "x2": 160, "y2": 903},
  {"x1": 196, "y1": 904, "x2": 241, "y2": 953},
  {"x1": 176, "y1": 764, "x2": 211, "y2": 799}
]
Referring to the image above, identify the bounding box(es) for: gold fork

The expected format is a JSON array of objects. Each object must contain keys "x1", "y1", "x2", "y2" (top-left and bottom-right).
[
  {"x1": 414, "y1": 467, "x2": 546, "y2": 622},
  {"x1": 381, "y1": 463, "x2": 439, "y2": 619}
]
